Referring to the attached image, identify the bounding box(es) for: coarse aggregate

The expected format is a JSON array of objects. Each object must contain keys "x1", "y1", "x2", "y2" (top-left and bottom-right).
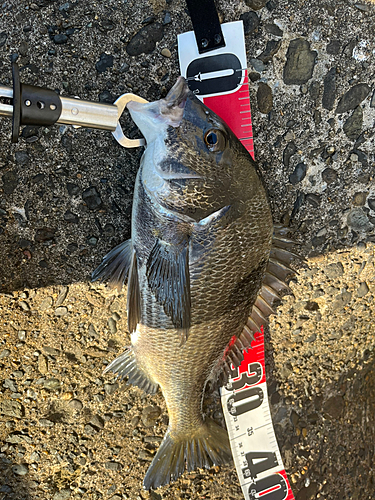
[{"x1": 0, "y1": 0, "x2": 374, "y2": 499}]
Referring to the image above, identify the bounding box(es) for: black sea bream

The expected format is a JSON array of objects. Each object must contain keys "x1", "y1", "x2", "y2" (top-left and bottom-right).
[{"x1": 93, "y1": 77, "x2": 295, "y2": 489}]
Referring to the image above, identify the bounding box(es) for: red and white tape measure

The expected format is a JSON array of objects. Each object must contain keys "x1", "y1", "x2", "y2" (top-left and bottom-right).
[{"x1": 178, "y1": 21, "x2": 295, "y2": 500}]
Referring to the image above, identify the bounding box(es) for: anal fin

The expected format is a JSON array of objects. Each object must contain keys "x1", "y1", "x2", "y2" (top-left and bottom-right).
[{"x1": 104, "y1": 348, "x2": 158, "y2": 395}]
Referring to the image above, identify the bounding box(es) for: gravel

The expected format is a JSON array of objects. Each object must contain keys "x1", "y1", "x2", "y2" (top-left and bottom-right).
[{"x1": 0, "y1": 0, "x2": 374, "y2": 499}]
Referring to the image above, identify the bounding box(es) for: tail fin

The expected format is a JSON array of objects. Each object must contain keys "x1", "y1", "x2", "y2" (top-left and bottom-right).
[{"x1": 143, "y1": 418, "x2": 232, "y2": 490}]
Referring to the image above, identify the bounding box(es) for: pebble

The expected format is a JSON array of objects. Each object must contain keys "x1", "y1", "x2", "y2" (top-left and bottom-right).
[
  {"x1": 82, "y1": 186, "x2": 102, "y2": 210},
  {"x1": 90, "y1": 414, "x2": 105, "y2": 429},
  {"x1": 66, "y1": 183, "x2": 79, "y2": 196},
  {"x1": 104, "y1": 383, "x2": 118, "y2": 395},
  {"x1": 326, "y1": 39, "x2": 340, "y2": 55},
  {"x1": 343, "y1": 106, "x2": 363, "y2": 140},
  {"x1": 43, "y1": 378, "x2": 61, "y2": 390},
  {"x1": 368, "y1": 198, "x2": 375, "y2": 211},
  {"x1": 257, "y1": 82, "x2": 273, "y2": 114},
  {"x1": 126, "y1": 23, "x2": 164, "y2": 56},
  {"x1": 68, "y1": 399, "x2": 83, "y2": 410},
  {"x1": 55, "y1": 306, "x2": 68, "y2": 317},
  {"x1": 264, "y1": 23, "x2": 283, "y2": 37},
  {"x1": 95, "y1": 53, "x2": 114, "y2": 73},
  {"x1": 35, "y1": 227, "x2": 56, "y2": 243},
  {"x1": 64, "y1": 210, "x2": 79, "y2": 223},
  {"x1": 53, "y1": 34, "x2": 68, "y2": 44},
  {"x1": 371, "y1": 90, "x2": 375, "y2": 108},
  {"x1": 357, "y1": 281, "x2": 369, "y2": 297},
  {"x1": 38, "y1": 355, "x2": 48, "y2": 374},
  {"x1": 250, "y1": 57, "x2": 265, "y2": 73},
  {"x1": 29, "y1": 451, "x2": 40, "y2": 462},
  {"x1": 0, "y1": 31, "x2": 7, "y2": 47},
  {"x1": 141, "y1": 405, "x2": 162, "y2": 427},
  {"x1": 2, "y1": 170, "x2": 18, "y2": 195},
  {"x1": 0, "y1": 349, "x2": 10, "y2": 359},
  {"x1": 322, "y1": 167, "x2": 337, "y2": 184},
  {"x1": 283, "y1": 142, "x2": 297, "y2": 167},
  {"x1": 245, "y1": 0, "x2": 267, "y2": 10},
  {"x1": 289, "y1": 163, "x2": 307, "y2": 185},
  {"x1": 163, "y1": 11, "x2": 171, "y2": 25},
  {"x1": 352, "y1": 192, "x2": 367, "y2": 206},
  {"x1": 335, "y1": 83, "x2": 370, "y2": 113},
  {"x1": 138, "y1": 449, "x2": 154, "y2": 461},
  {"x1": 12, "y1": 464, "x2": 28, "y2": 476},
  {"x1": 105, "y1": 461, "x2": 122, "y2": 471},
  {"x1": 15, "y1": 151, "x2": 29, "y2": 165},
  {"x1": 283, "y1": 38, "x2": 317, "y2": 85},
  {"x1": 108, "y1": 317, "x2": 117, "y2": 334},
  {"x1": 257, "y1": 39, "x2": 282, "y2": 63},
  {"x1": 347, "y1": 208, "x2": 373, "y2": 231},
  {"x1": 56, "y1": 287, "x2": 68, "y2": 306},
  {"x1": 240, "y1": 11, "x2": 259, "y2": 35},
  {"x1": 161, "y1": 48, "x2": 171, "y2": 58},
  {"x1": 322, "y1": 67, "x2": 336, "y2": 110},
  {"x1": 39, "y1": 418, "x2": 54, "y2": 427}
]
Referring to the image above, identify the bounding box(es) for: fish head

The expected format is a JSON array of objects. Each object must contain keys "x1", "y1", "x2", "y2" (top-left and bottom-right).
[{"x1": 127, "y1": 77, "x2": 258, "y2": 218}]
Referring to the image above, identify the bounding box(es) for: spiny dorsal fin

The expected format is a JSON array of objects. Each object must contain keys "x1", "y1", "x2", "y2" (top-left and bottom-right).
[
  {"x1": 146, "y1": 239, "x2": 191, "y2": 342},
  {"x1": 221, "y1": 225, "x2": 301, "y2": 379},
  {"x1": 91, "y1": 239, "x2": 133, "y2": 292}
]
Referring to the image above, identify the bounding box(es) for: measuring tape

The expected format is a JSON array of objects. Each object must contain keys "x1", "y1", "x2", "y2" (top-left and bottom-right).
[{"x1": 178, "y1": 20, "x2": 295, "y2": 500}]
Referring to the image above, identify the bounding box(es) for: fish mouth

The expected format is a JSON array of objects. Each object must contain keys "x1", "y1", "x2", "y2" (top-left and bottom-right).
[{"x1": 126, "y1": 78, "x2": 190, "y2": 142}]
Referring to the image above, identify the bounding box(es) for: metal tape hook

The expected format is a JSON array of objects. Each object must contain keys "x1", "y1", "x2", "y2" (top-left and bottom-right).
[{"x1": 112, "y1": 93, "x2": 148, "y2": 148}]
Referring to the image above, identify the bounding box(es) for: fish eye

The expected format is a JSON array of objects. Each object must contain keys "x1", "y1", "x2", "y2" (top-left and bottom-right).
[{"x1": 204, "y1": 129, "x2": 226, "y2": 152}]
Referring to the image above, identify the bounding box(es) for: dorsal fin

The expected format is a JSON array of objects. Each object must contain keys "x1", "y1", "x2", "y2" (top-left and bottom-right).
[{"x1": 220, "y1": 225, "x2": 301, "y2": 382}]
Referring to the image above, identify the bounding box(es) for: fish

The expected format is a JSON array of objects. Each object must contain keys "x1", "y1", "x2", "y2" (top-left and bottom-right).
[{"x1": 92, "y1": 77, "x2": 296, "y2": 489}]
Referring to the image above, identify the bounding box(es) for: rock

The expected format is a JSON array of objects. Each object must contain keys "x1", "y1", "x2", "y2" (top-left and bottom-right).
[
  {"x1": 64, "y1": 210, "x2": 79, "y2": 223},
  {"x1": 138, "y1": 449, "x2": 154, "y2": 461},
  {"x1": 357, "y1": 282, "x2": 369, "y2": 297},
  {"x1": 257, "y1": 39, "x2": 282, "y2": 63},
  {"x1": 55, "y1": 306, "x2": 68, "y2": 316},
  {"x1": 332, "y1": 291, "x2": 352, "y2": 311},
  {"x1": 104, "y1": 382, "x2": 119, "y2": 395},
  {"x1": 35, "y1": 227, "x2": 56, "y2": 242},
  {"x1": 29, "y1": 451, "x2": 40, "y2": 462},
  {"x1": 283, "y1": 39, "x2": 317, "y2": 85},
  {"x1": 0, "y1": 349, "x2": 10, "y2": 359},
  {"x1": 2, "y1": 170, "x2": 18, "y2": 195},
  {"x1": 141, "y1": 405, "x2": 162, "y2": 427},
  {"x1": 43, "y1": 378, "x2": 61, "y2": 390},
  {"x1": 0, "y1": 400, "x2": 24, "y2": 418},
  {"x1": 53, "y1": 34, "x2": 68, "y2": 44},
  {"x1": 326, "y1": 40, "x2": 340, "y2": 54},
  {"x1": 352, "y1": 192, "x2": 367, "y2": 206},
  {"x1": 250, "y1": 58, "x2": 265, "y2": 72},
  {"x1": 343, "y1": 106, "x2": 363, "y2": 140},
  {"x1": 105, "y1": 461, "x2": 122, "y2": 471},
  {"x1": 40, "y1": 297, "x2": 53, "y2": 311},
  {"x1": 289, "y1": 163, "x2": 307, "y2": 185},
  {"x1": 38, "y1": 355, "x2": 48, "y2": 374},
  {"x1": 322, "y1": 67, "x2": 336, "y2": 110},
  {"x1": 0, "y1": 32, "x2": 7, "y2": 47},
  {"x1": 283, "y1": 142, "x2": 297, "y2": 167},
  {"x1": 12, "y1": 464, "x2": 28, "y2": 476},
  {"x1": 68, "y1": 399, "x2": 83, "y2": 410},
  {"x1": 163, "y1": 11, "x2": 171, "y2": 25},
  {"x1": 108, "y1": 317, "x2": 117, "y2": 334},
  {"x1": 90, "y1": 414, "x2": 105, "y2": 429},
  {"x1": 15, "y1": 151, "x2": 29, "y2": 165},
  {"x1": 368, "y1": 198, "x2": 375, "y2": 211},
  {"x1": 322, "y1": 167, "x2": 337, "y2": 184},
  {"x1": 347, "y1": 208, "x2": 373, "y2": 231},
  {"x1": 335, "y1": 83, "x2": 370, "y2": 113},
  {"x1": 323, "y1": 395, "x2": 344, "y2": 418},
  {"x1": 82, "y1": 186, "x2": 102, "y2": 210},
  {"x1": 325, "y1": 262, "x2": 344, "y2": 278},
  {"x1": 240, "y1": 11, "x2": 260, "y2": 35},
  {"x1": 245, "y1": 0, "x2": 267, "y2": 9},
  {"x1": 95, "y1": 53, "x2": 114, "y2": 73},
  {"x1": 160, "y1": 48, "x2": 171, "y2": 58},
  {"x1": 53, "y1": 489, "x2": 71, "y2": 500},
  {"x1": 126, "y1": 23, "x2": 164, "y2": 56},
  {"x1": 257, "y1": 82, "x2": 273, "y2": 114},
  {"x1": 66, "y1": 183, "x2": 79, "y2": 196},
  {"x1": 56, "y1": 287, "x2": 68, "y2": 306},
  {"x1": 264, "y1": 23, "x2": 283, "y2": 37},
  {"x1": 305, "y1": 193, "x2": 321, "y2": 207}
]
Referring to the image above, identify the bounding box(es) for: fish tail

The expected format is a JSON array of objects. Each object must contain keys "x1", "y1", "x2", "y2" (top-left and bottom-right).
[{"x1": 143, "y1": 418, "x2": 232, "y2": 490}]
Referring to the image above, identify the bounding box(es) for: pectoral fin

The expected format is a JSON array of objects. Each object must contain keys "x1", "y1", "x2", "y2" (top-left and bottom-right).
[
  {"x1": 127, "y1": 250, "x2": 141, "y2": 333},
  {"x1": 91, "y1": 239, "x2": 133, "y2": 292},
  {"x1": 146, "y1": 239, "x2": 191, "y2": 341}
]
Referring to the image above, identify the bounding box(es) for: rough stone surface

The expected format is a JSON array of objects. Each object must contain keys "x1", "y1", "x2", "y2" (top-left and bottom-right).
[
  {"x1": 283, "y1": 38, "x2": 317, "y2": 85},
  {"x1": 0, "y1": 2, "x2": 374, "y2": 499}
]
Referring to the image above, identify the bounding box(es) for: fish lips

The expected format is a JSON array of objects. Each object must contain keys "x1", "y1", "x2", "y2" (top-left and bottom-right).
[{"x1": 127, "y1": 77, "x2": 190, "y2": 143}]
